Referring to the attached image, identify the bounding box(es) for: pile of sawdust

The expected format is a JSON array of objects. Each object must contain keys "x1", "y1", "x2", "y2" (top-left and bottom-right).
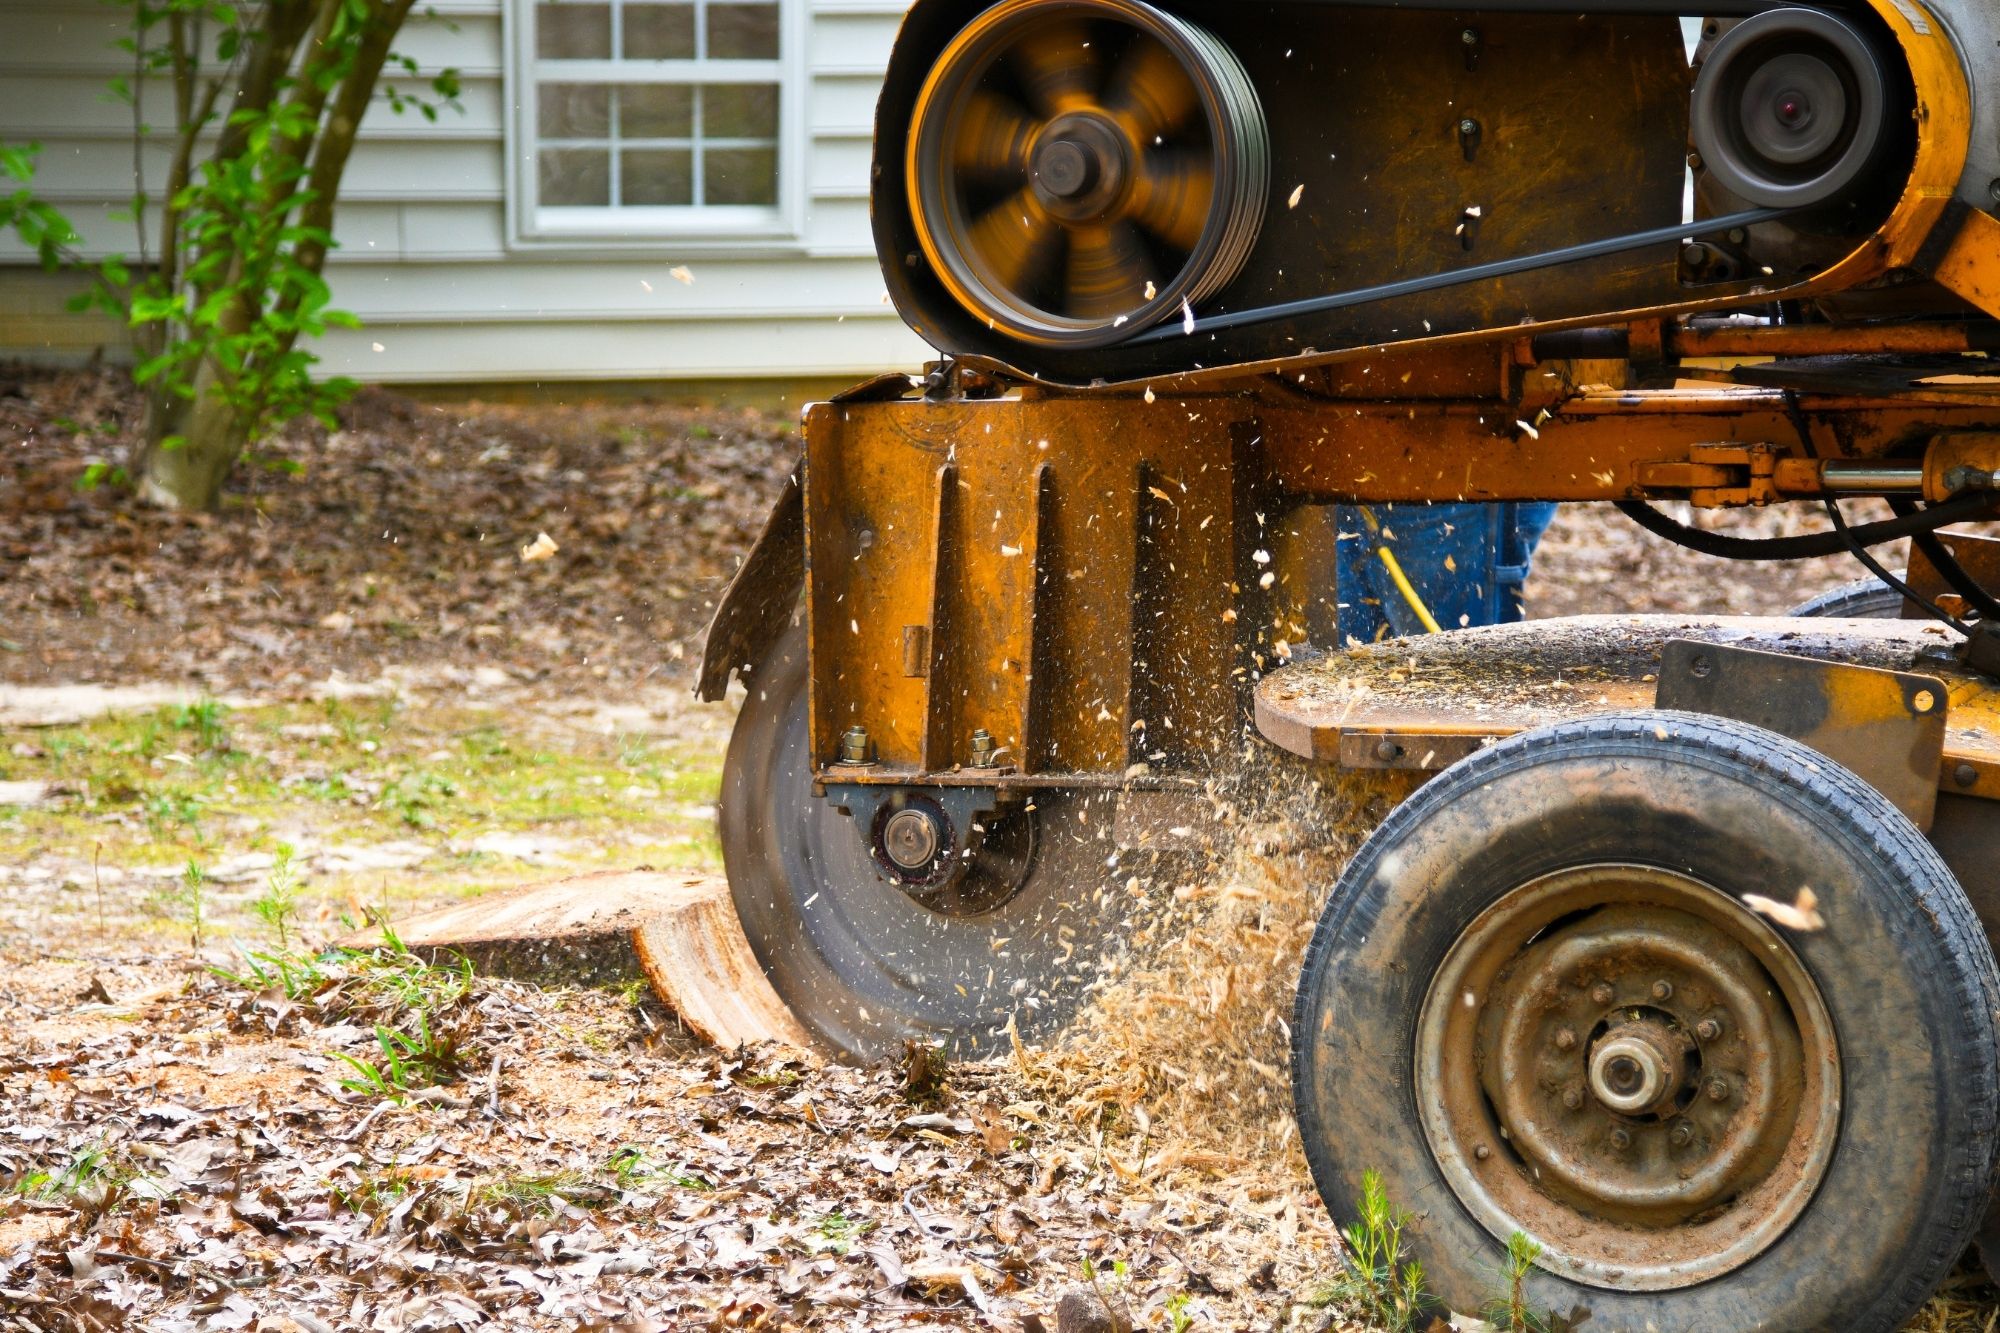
[{"x1": 1012, "y1": 748, "x2": 1419, "y2": 1176}]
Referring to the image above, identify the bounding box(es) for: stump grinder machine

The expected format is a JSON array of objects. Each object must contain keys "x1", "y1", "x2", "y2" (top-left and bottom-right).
[{"x1": 697, "y1": 0, "x2": 2000, "y2": 1324}]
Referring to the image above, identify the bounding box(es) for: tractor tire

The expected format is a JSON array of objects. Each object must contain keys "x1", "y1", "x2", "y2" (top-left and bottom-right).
[
  {"x1": 1292, "y1": 711, "x2": 2000, "y2": 1332},
  {"x1": 1788, "y1": 575, "x2": 1904, "y2": 619}
]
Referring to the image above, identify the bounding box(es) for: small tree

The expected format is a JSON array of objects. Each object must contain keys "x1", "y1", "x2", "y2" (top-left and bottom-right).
[{"x1": 3, "y1": 1, "x2": 457, "y2": 511}]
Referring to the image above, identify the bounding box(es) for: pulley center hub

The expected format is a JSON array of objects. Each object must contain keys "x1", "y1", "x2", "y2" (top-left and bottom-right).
[{"x1": 1031, "y1": 113, "x2": 1129, "y2": 220}]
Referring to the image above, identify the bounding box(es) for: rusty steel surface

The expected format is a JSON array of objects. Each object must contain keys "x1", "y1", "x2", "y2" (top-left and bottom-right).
[
  {"x1": 1416, "y1": 865, "x2": 1840, "y2": 1289},
  {"x1": 1653, "y1": 640, "x2": 1947, "y2": 828},
  {"x1": 798, "y1": 373, "x2": 2000, "y2": 791},
  {"x1": 1253, "y1": 614, "x2": 2000, "y2": 805}
]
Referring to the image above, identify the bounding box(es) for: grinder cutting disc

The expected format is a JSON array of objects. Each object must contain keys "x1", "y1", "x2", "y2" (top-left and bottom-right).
[{"x1": 718, "y1": 622, "x2": 1124, "y2": 1059}]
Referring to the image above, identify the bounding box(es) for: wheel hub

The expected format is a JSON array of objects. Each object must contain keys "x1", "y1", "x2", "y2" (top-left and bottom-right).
[
  {"x1": 1420, "y1": 865, "x2": 1840, "y2": 1289},
  {"x1": 1587, "y1": 1020, "x2": 1686, "y2": 1116},
  {"x1": 881, "y1": 806, "x2": 945, "y2": 872}
]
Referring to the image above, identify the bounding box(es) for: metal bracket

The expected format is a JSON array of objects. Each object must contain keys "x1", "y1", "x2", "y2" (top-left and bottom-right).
[
  {"x1": 823, "y1": 781, "x2": 1000, "y2": 888},
  {"x1": 1654, "y1": 640, "x2": 1948, "y2": 829}
]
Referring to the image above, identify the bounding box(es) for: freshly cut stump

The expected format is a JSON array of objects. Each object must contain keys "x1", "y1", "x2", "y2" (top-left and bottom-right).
[
  {"x1": 345, "y1": 870, "x2": 811, "y2": 1050},
  {"x1": 631, "y1": 890, "x2": 815, "y2": 1051}
]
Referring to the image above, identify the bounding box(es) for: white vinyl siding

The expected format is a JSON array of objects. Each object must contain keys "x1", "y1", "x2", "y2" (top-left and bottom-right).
[{"x1": 0, "y1": 0, "x2": 930, "y2": 381}]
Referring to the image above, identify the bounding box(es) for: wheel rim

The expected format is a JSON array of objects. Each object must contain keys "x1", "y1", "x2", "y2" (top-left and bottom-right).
[
  {"x1": 719, "y1": 627, "x2": 1118, "y2": 1058},
  {"x1": 906, "y1": 0, "x2": 1267, "y2": 347},
  {"x1": 1415, "y1": 865, "x2": 1841, "y2": 1290}
]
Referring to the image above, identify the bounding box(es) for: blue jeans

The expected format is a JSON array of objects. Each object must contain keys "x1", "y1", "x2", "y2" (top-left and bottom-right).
[{"x1": 1334, "y1": 502, "x2": 1560, "y2": 645}]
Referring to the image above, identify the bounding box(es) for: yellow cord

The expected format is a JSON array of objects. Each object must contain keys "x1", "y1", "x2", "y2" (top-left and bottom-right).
[{"x1": 1358, "y1": 506, "x2": 1444, "y2": 634}]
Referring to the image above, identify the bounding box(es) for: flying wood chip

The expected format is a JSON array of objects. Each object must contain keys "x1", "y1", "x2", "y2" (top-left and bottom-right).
[
  {"x1": 519, "y1": 531, "x2": 559, "y2": 563},
  {"x1": 1741, "y1": 886, "x2": 1825, "y2": 933}
]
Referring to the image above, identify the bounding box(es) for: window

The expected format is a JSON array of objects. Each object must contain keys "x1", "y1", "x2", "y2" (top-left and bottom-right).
[{"x1": 511, "y1": 0, "x2": 803, "y2": 244}]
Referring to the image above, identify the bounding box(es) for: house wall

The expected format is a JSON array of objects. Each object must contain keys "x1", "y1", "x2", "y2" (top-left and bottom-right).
[{"x1": 0, "y1": 0, "x2": 933, "y2": 384}]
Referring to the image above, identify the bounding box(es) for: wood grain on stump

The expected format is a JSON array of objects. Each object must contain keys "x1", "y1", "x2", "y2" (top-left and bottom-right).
[{"x1": 346, "y1": 869, "x2": 811, "y2": 1050}]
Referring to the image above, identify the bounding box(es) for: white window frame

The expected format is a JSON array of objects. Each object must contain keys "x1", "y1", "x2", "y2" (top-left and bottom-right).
[{"x1": 506, "y1": 0, "x2": 810, "y2": 251}]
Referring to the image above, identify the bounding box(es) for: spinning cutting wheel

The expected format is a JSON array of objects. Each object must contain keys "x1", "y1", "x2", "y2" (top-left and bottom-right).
[
  {"x1": 717, "y1": 623, "x2": 1123, "y2": 1059},
  {"x1": 906, "y1": 0, "x2": 1268, "y2": 347}
]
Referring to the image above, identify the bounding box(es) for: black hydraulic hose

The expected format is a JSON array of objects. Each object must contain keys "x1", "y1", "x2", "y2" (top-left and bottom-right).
[
  {"x1": 1614, "y1": 491, "x2": 2000, "y2": 561},
  {"x1": 1823, "y1": 498, "x2": 1969, "y2": 636},
  {"x1": 1889, "y1": 497, "x2": 2000, "y2": 623}
]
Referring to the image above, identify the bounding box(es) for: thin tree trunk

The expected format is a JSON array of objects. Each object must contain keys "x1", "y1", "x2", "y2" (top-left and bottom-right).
[{"x1": 135, "y1": 359, "x2": 247, "y2": 510}]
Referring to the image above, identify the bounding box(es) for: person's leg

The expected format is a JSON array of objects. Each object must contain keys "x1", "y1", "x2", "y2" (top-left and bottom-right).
[{"x1": 1335, "y1": 501, "x2": 1561, "y2": 643}]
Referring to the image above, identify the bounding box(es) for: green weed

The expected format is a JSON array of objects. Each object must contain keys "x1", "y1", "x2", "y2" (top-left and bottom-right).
[
  {"x1": 143, "y1": 790, "x2": 203, "y2": 837},
  {"x1": 212, "y1": 945, "x2": 329, "y2": 1000},
  {"x1": 329, "y1": 1167, "x2": 414, "y2": 1217},
  {"x1": 1165, "y1": 1291, "x2": 1193, "y2": 1333},
  {"x1": 811, "y1": 1206, "x2": 876, "y2": 1254},
  {"x1": 170, "y1": 698, "x2": 231, "y2": 753},
  {"x1": 605, "y1": 1147, "x2": 712, "y2": 1192},
  {"x1": 7, "y1": 1143, "x2": 134, "y2": 1210},
  {"x1": 1314, "y1": 1169, "x2": 1436, "y2": 1333},
  {"x1": 175, "y1": 860, "x2": 208, "y2": 954},
  {"x1": 1482, "y1": 1230, "x2": 1552, "y2": 1332},
  {"x1": 379, "y1": 771, "x2": 457, "y2": 828},
  {"x1": 335, "y1": 1013, "x2": 463, "y2": 1101},
  {"x1": 1082, "y1": 1257, "x2": 1135, "y2": 1331},
  {"x1": 249, "y1": 843, "x2": 305, "y2": 949}
]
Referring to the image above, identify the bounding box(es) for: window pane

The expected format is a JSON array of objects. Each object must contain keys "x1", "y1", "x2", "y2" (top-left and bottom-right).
[
  {"x1": 625, "y1": 3, "x2": 695, "y2": 58},
  {"x1": 540, "y1": 148, "x2": 609, "y2": 204},
  {"x1": 705, "y1": 146, "x2": 778, "y2": 205},
  {"x1": 537, "y1": 2, "x2": 610, "y2": 57},
  {"x1": 702, "y1": 84, "x2": 778, "y2": 139},
  {"x1": 538, "y1": 84, "x2": 610, "y2": 138},
  {"x1": 707, "y1": 3, "x2": 779, "y2": 58},
  {"x1": 622, "y1": 85, "x2": 694, "y2": 138},
  {"x1": 624, "y1": 149, "x2": 695, "y2": 204}
]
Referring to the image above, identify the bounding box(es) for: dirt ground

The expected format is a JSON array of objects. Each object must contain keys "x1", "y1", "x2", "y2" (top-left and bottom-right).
[{"x1": 1, "y1": 365, "x2": 1992, "y2": 1331}]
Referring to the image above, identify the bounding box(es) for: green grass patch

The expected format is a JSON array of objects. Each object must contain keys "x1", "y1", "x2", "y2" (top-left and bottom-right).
[{"x1": 0, "y1": 696, "x2": 726, "y2": 942}]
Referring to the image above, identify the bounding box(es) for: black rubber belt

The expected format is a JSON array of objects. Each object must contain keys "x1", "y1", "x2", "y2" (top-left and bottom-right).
[{"x1": 1133, "y1": 206, "x2": 1800, "y2": 344}]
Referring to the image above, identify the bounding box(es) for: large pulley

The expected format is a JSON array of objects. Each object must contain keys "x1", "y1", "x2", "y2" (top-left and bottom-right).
[
  {"x1": 906, "y1": 0, "x2": 1268, "y2": 347},
  {"x1": 1691, "y1": 7, "x2": 1898, "y2": 211}
]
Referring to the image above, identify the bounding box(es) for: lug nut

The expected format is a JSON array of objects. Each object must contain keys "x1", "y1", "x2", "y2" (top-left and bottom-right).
[
  {"x1": 969, "y1": 728, "x2": 998, "y2": 768},
  {"x1": 1610, "y1": 1127, "x2": 1632, "y2": 1151},
  {"x1": 838, "y1": 725, "x2": 874, "y2": 765},
  {"x1": 1670, "y1": 1122, "x2": 1694, "y2": 1149},
  {"x1": 1553, "y1": 1027, "x2": 1577, "y2": 1052},
  {"x1": 1706, "y1": 1078, "x2": 1729, "y2": 1103},
  {"x1": 1562, "y1": 1087, "x2": 1584, "y2": 1110},
  {"x1": 1696, "y1": 1018, "x2": 1722, "y2": 1042},
  {"x1": 1590, "y1": 982, "x2": 1614, "y2": 1006},
  {"x1": 1651, "y1": 980, "x2": 1674, "y2": 1001}
]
